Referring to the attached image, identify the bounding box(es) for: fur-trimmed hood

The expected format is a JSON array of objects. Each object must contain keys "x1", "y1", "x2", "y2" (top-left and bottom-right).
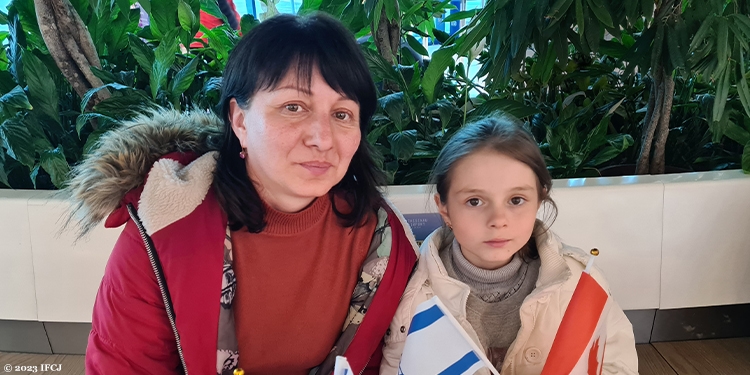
[{"x1": 65, "y1": 109, "x2": 223, "y2": 237}]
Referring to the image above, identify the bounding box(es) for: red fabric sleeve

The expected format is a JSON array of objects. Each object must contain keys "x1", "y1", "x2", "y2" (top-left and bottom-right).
[{"x1": 85, "y1": 224, "x2": 181, "y2": 374}]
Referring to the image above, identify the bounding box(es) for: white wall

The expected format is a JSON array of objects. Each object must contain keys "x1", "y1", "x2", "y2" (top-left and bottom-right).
[
  {"x1": 1, "y1": 170, "x2": 750, "y2": 322},
  {"x1": 660, "y1": 172, "x2": 750, "y2": 309},
  {"x1": 0, "y1": 190, "x2": 38, "y2": 320}
]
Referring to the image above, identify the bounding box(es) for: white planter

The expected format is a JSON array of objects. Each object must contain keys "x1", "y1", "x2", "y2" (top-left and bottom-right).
[{"x1": 2, "y1": 170, "x2": 750, "y2": 323}]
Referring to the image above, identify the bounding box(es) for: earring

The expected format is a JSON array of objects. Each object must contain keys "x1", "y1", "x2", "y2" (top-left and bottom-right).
[
  {"x1": 239, "y1": 150, "x2": 246, "y2": 159},
  {"x1": 446, "y1": 223, "x2": 453, "y2": 230}
]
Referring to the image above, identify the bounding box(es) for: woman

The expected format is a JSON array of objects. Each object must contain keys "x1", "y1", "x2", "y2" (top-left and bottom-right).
[{"x1": 67, "y1": 13, "x2": 418, "y2": 375}]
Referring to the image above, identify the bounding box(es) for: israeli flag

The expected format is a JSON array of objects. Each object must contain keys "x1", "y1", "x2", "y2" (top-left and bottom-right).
[
  {"x1": 334, "y1": 356, "x2": 354, "y2": 375},
  {"x1": 398, "y1": 296, "x2": 500, "y2": 375}
]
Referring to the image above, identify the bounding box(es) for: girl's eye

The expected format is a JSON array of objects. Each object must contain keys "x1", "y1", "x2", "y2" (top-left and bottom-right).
[
  {"x1": 510, "y1": 197, "x2": 526, "y2": 206},
  {"x1": 285, "y1": 104, "x2": 300, "y2": 112},
  {"x1": 467, "y1": 198, "x2": 483, "y2": 207}
]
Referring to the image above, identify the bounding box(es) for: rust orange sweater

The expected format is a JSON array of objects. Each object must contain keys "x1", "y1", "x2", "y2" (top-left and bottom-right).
[{"x1": 232, "y1": 195, "x2": 377, "y2": 374}]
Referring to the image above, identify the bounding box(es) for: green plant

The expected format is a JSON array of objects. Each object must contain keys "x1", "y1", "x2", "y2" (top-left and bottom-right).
[
  {"x1": 1, "y1": 0, "x2": 748, "y2": 191},
  {"x1": 420, "y1": 0, "x2": 750, "y2": 174},
  {"x1": 0, "y1": 0, "x2": 246, "y2": 189}
]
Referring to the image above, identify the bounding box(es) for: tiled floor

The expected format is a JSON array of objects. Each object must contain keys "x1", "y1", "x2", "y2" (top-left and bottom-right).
[
  {"x1": 644, "y1": 337, "x2": 750, "y2": 375},
  {"x1": 1, "y1": 337, "x2": 749, "y2": 374}
]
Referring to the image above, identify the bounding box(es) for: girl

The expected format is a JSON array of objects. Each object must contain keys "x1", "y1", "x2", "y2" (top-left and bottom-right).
[{"x1": 380, "y1": 117, "x2": 638, "y2": 374}]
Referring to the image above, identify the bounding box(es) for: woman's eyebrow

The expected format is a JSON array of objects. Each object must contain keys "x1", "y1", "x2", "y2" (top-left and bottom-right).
[{"x1": 274, "y1": 85, "x2": 313, "y2": 96}]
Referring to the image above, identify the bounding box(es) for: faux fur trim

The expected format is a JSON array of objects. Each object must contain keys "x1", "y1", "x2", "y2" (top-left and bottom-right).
[
  {"x1": 139, "y1": 152, "x2": 219, "y2": 236},
  {"x1": 64, "y1": 109, "x2": 223, "y2": 238}
]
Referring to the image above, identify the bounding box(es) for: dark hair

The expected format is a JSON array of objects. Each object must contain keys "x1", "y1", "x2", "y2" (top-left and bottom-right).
[
  {"x1": 214, "y1": 13, "x2": 386, "y2": 232},
  {"x1": 428, "y1": 116, "x2": 557, "y2": 259}
]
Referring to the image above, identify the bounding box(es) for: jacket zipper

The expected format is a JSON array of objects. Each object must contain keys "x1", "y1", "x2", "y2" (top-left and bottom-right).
[
  {"x1": 358, "y1": 352, "x2": 373, "y2": 375},
  {"x1": 127, "y1": 204, "x2": 189, "y2": 375}
]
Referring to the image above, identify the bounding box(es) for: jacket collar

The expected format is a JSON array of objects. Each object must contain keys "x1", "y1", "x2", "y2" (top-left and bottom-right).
[
  {"x1": 64, "y1": 109, "x2": 222, "y2": 238},
  {"x1": 420, "y1": 224, "x2": 575, "y2": 318},
  {"x1": 139, "y1": 151, "x2": 219, "y2": 235}
]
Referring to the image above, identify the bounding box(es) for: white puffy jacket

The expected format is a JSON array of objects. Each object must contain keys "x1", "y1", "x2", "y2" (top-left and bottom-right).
[{"x1": 380, "y1": 227, "x2": 639, "y2": 375}]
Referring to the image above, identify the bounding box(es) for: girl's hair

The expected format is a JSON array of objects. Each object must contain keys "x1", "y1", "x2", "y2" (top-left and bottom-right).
[
  {"x1": 428, "y1": 115, "x2": 558, "y2": 260},
  {"x1": 214, "y1": 13, "x2": 386, "y2": 233}
]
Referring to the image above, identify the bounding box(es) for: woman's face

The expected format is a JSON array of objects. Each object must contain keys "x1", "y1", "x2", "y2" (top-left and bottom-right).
[{"x1": 229, "y1": 68, "x2": 361, "y2": 213}]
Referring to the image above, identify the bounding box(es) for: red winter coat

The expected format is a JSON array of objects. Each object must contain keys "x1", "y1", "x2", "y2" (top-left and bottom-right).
[{"x1": 68, "y1": 111, "x2": 418, "y2": 375}]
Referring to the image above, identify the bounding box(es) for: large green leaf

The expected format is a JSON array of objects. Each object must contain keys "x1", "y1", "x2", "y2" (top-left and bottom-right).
[
  {"x1": 548, "y1": 0, "x2": 575, "y2": 21},
  {"x1": 116, "y1": 0, "x2": 131, "y2": 15},
  {"x1": 666, "y1": 23, "x2": 687, "y2": 71},
  {"x1": 240, "y1": 14, "x2": 260, "y2": 35},
  {"x1": 76, "y1": 113, "x2": 118, "y2": 137},
  {"x1": 471, "y1": 98, "x2": 539, "y2": 119},
  {"x1": 0, "y1": 147, "x2": 9, "y2": 187},
  {"x1": 169, "y1": 57, "x2": 200, "y2": 103},
  {"x1": 90, "y1": 66, "x2": 121, "y2": 85},
  {"x1": 453, "y1": 5, "x2": 493, "y2": 58},
  {"x1": 583, "y1": 114, "x2": 611, "y2": 152},
  {"x1": 715, "y1": 17, "x2": 729, "y2": 79},
  {"x1": 105, "y1": 7, "x2": 139, "y2": 53},
  {"x1": 489, "y1": 8, "x2": 509, "y2": 60},
  {"x1": 128, "y1": 33, "x2": 155, "y2": 75},
  {"x1": 431, "y1": 99, "x2": 457, "y2": 130},
  {"x1": 510, "y1": 0, "x2": 531, "y2": 56},
  {"x1": 712, "y1": 64, "x2": 731, "y2": 123},
  {"x1": 80, "y1": 83, "x2": 131, "y2": 113},
  {"x1": 379, "y1": 92, "x2": 406, "y2": 131},
  {"x1": 641, "y1": 0, "x2": 653, "y2": 22},
  {"x1": 723, "y1": 121, "x2": 750, "y2": 146},
  {"x1": 731, "y1": 14, "x2": 750, "y2": 43},
  {"x1": 21, "y1": 51, "x2": 59, "y2": 124},
  {"x1": 737, "y1": 48, "x2": 750, "y2": 119},
  {"x1": 384, "y1": 0, "x2": 397, "y2": 21},
  {"x1": 0, "y1": 85, "x2": 32, "y2": 111},
  {"x1": 150, "y1": 0, "x2": 179, "y2": 38},
  {"x1": 583, "y1": 6, "x2": 601, "y2": 53},
  {"x1": 298, "y1": 0, "x2": 323, "y2": 15},
  {"x1": 0, "y1": 117, "x2": 35, "y2": 168},
  {"x1": 405, "y1": 33, "x2": 429, "y2": 56},
  {"x1": 575, "y1": 0, "x2": 584, "y2": 43},
  {"x1": 178, "y1": 0, "x2": 197, "y2": 32},
  {"x1": 586, "y1": 134, "x2": 633, "y2": 167},
  {"x1": 93, "y1": 92, "x2": 158, "y2": 119},
  {"x1": 743, "y1": 141, "x2": 750, "y2": 174},
  {"x1": 689, "y1": 15, "x2": 714, "y2": 51},
  {"x1": 200, "y1": 0, "x2": 229, "y2": 25},
  {"x1": 388, "y1": 130, "x2": 418, "y2": 161},
  {"x1": 585, "y1": 0, "x2": 613, "y2": 28},
  {"x1": 443, "y1": 10, "x2": 478, "y2": 23},
  {"x1": 40, "y1": 145, "x2": 70, "y2": 188},
  {"x1": 422, "y1": 46, "x2": 456, "y2": 103},
  {"x1": 151, "y1": 29, "x2": 180, "y2": 99},
  {"x1": 7, "y1": 14, "x2": 25, "y2": 85},
  {"x1": 624, "y1": 0, "x2": 638, "y2": 24},
  {"x1": 366, "y1": 123, "x2": 388, "y2": 144},
  {"x1": 23, "y1": 115, "x2": 53, "y2": 153},
  {"x1": 530, "y1": 43, "x2": 557, "y2": 86}
]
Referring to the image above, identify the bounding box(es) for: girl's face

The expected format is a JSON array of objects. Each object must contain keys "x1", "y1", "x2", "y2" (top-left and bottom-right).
[
  {"x1": 435, "y1": 149, "x2": 541, "y2": 270},
  {"x1": 229, "y1": 68, "x2": 362, "y2": 213}
]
